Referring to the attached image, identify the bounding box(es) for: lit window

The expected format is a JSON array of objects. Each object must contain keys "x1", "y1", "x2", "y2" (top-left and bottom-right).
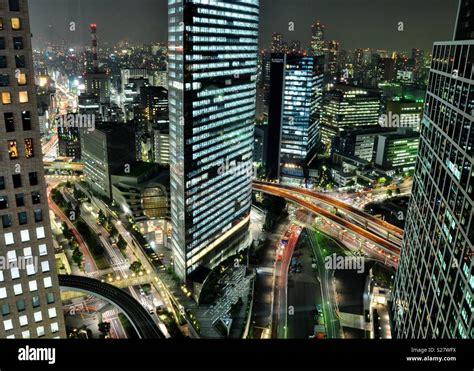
[
  {"x1": 19, "y1": 315, "x2": 28, "y2": 327},
  {"x1": 0, "y1": 287, "x2": 6, "y2": 299},
  {"x1": 38, "y1": 244, "x2": 47, "y2": 256},
  {"x1": 11, "y1": 17, "x2": 21, "y2": 30},
  {"x1": 4, "y1": 232, "x2": 14, "y2": 245},
  {"x1": 24, "y1": 138, "x2": 33, "y2": 158},
  {"x1": 20, "y1": 229, "x2": 29, "y2": 242},
  {"x1": 34, "y1": 311, "x2": 42, "y2": 322},
  {"x1": 36, "y1": 226, "x2": 45, "y2": 239},
  {"x1": 8, "y1": 140, "x2": 18, "y2": 159},
  {"x1": 41, "y1": 261, "x2": 50, "y2": 272},
  {"x1": 23, "y1": 247, "x2": 32, "y2": 257},
  {"x1": 3, "y1": 319, "x2": 13, "y2": 331},
  {"x1": 0, "y1": 271, "x2": 3, "y2": 282},
  {"x1": 19, "y1": 91, "x2": 28, "y2": 103},
  {"x1": 26, "y1": 264, "x2": 35, "y2": 276},
  {"x1": 17, "y1": 72, "x2": 26, "y2": 85},
  {"x1": 2, "y1": 91, "x2": 11, "y2": 104},
  {"x1": 13, "y1": 283, "x2": 22, "y2": 295},
  {"x1": 28, "y1": 280, "x2": 37, "y2": 291},
  {"x1": 11, "y1": 267, "x2": 19, "y2": 279},
  {"x1": 48, "y1": 307, "x2": 56, "y2": 318},
  {"x1": 43, "y1": 277, "x2": 52, "y2": 288},
  {"x1": 22, "y1": 330, "x2": 30, "y2": 339},
  {"x1": 51, "y1": 323, "x2": 59, "y2": 333},
  {"x1": 36, "y1": 326, "x2": 45, "y2": 337}
]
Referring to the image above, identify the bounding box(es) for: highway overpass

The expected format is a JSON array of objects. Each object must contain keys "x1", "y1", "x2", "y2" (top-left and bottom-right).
[
  {"x1": 252, "y1": 182, "x2": 401, "y2": 259},
  {"x1": 58, "y1": 275, "x2": 165, "y2": 339}
]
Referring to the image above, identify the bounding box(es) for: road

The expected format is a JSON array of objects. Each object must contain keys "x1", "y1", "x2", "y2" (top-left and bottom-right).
[
  {"x1": 272, "y1": 224, "x2": 300, "y2": 338},
  {"x1": 254, "y1": 181, "x2": 403, "y2": 242},
  {"x1": 307, "y1": 229, "x2": 342, "y2": 339},
  {"x1": 47, "y1": 183, "x2": 99, "y2": 274},
  {"x1": 253, "y1": 183, "x2": 401, "y2": 263}
]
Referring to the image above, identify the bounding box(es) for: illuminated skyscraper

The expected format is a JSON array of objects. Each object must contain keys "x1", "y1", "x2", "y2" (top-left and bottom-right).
[
  {"x1": 168, "y1": 0, "x2": 259, "y2": 281},
  {"x1": 311, "y1": 20, "x2": 325, "y2": 57},
  {"x1": 266, "y1": 53, "x2": 323, "y2": 180},
  {"x1": 320, "y1": 85, "x2": 381, "y2": 147},
  {"x1": 0, "y1": 0, "x2": 66, "y2": 338},
  {"x1": 392, "y1": 1, "x2": 473, "y2": 338}
]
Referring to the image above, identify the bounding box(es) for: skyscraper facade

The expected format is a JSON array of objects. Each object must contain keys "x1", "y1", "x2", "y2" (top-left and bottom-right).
[
  {"x1": 265, "y1": 53, "x2": 323, "y2": 180},
  {"x1": 280, "y1": 54, "x2": 323, "y2": 175},
  {"x1": 320, "y1": 85, "x2": 381, "y2": 147},
  {"x1": 0, "y1": 0, "x2": 66, "y2": 338},
  {"x1": 392, "y1": 3, "x2": 473, "y2": 338},
  {"x1": 168, "y1": 0, "x2": 259, "y2": 281}
]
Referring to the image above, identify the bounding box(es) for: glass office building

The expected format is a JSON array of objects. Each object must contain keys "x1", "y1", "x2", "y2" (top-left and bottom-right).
[
  {"x1": 392, "y1": 1, "x2": 473, "y2": 338},
  {"x1": 168, "y1": 0, "x2": 259, "y2": 280}
]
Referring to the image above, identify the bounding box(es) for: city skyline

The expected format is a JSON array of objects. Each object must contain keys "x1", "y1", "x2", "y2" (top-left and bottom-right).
[
  {"x1": 28, "y1": 0, "x2": 458, "y2": 52},
  {"x1": 0, "y1": 0, "x2": 472, "y2": 359}
]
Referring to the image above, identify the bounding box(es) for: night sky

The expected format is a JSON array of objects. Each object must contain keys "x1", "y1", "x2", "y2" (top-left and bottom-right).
[{"x1": 29, "y1": 0, "x2": 459, "y2": 51}]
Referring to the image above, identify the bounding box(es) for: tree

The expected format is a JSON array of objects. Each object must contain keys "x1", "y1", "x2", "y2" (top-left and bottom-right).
[
  {"x1": 117, "y1": 235, "x2": 127, "y2": 250},
  {"x1": 72, "y1": 248, "x2": 83, "y2": 267},
  {"x1": 386, "y1": 189, "x2": 393, "y2": 197},
  {"x1": 129, "y1": 261, "x2": 142, "y2": 274},
  {"x1": 108, "y1": 224, "x2": 119, "y2": 238},
  {"x1": 395, "y1": 188, "x2": 401, "y2": 195},
  {"x1": 98, "y1": 322, "x2": 111, "y2": 339},
  {"x1": 62, "y1": 222, "x2": 74, "y2": 240},
  {"x1": 98, "y1": 210, "x2": 107, "y2": 226}
]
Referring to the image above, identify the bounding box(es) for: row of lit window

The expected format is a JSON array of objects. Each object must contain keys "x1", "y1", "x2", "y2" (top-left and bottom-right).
[
  {"x1": 1, "y1": 90, "x2": 29, "y2": 105},
  {"x1": 0, "y1": 16, "x2": 22, "y2": 31},
  {"x1": 7, "y1": 138, "x2": 34, "y2": 159}
]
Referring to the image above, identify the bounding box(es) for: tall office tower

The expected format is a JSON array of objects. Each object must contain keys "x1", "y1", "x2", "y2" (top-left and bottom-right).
[
  {"x1": 325, "y1": 40, "x2": 339, "y2": 76},
  {"x1": 168, "y1": 0, "x2": 259, "y2": 281},
  {"x1": 411, "y1": 48, "x2": 425, "y2": 83},
  {"x1": 271, "y1": 32, "x2": 284, "y2": 53},
  {"x1": 311, "y1": 20, "x2": 325, "y2": 56},
  {"x1": 265, "y1": 53, "x2": 324, "y2": 180},
  {"x1": 392, "y1": 2, "x2": 473, "y2": 338},
  {"x1": 454, "y1": 0, "x2": 473, "y2": 40},
  {"x1": 0, "y1": 0, "x2": 66, "y2": 338},
  {"x1": 320, "y1": 85, "x2": 381, "y2": 147}
]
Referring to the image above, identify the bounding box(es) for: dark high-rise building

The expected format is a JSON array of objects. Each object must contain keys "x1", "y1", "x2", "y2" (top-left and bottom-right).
[
  {"x1": 168, "y1": 0, "x2": 259, "y2": 281},
  {"x1": 57, "y1": 126, "x2": 81, "y2": 160},
  {"x1": 392, "y1": 2, "x2": 473, "y2": 338},
  {"x1": 325, "y1": 40, "x2": 339, "y2": 76},
  {"x1": 81, "y1": 123, "x2": 136, "y2": 199},
  {"x1": 454, "y1": 0, "x2": 474, "y2": 40},
  {"x1": 0, "y1": 0, "x2": 66, "y2": 338},
  {"x1": 140, "y1": 86, "x2": 168, "y2": 124}
]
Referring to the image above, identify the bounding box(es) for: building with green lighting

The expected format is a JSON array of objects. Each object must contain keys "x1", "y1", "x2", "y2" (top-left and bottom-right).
[{"x1": 374, "y1": 129, "x2": 419, "y2": 172}]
